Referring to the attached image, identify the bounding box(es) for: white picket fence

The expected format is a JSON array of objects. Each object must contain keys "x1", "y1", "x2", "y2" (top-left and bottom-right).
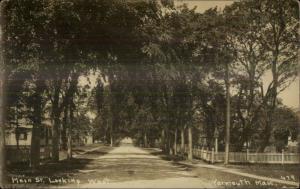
[{"x1": 176, "y1": 145, "x2": 300, "y2": 164}]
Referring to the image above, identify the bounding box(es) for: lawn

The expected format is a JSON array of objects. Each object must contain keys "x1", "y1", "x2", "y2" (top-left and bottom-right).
[
  {"x1": 146, "y1": 148, "x2": 299, "y2": 188},
  {"x1": 5, "y1": 144, "x2": 114, "y2": 188},
  {"x1": 218, "y1": 163, "x2": 299, "y2": 183}
]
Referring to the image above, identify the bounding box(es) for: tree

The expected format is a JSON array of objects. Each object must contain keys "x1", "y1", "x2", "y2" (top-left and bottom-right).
[
  {"x1": 2, "y1": 0, "x2": 52, "y2": 168},
  {"x1": 270, "y1": 106, "x2": 298, "y2": 152},
  {"x1": 0, "y1": 1, "x2": 6, "y2": 185},
  {"x1": 224, "y1": 0, "x2": 298, "y2": 152},
  {"x1": 256, "y1": 0, "x2": 298, "y2": 152},
  {"x1": 1, "y1": 0, "x2": 298, "y2": 172}
]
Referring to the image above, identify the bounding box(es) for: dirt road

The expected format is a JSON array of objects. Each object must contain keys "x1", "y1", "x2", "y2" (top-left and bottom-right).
[
  {"x1": 8, "y1": 142, "x2": 293, "y2": 188},
  {"x1": 64, "y1": 143, "x2": 215, "y2": 188}
]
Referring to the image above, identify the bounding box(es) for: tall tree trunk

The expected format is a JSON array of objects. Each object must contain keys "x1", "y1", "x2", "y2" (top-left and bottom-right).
[
  {"x1": 298, "y1": 0, "x2": 300, "y2": 155},
  {"x1": 15, "y1": 107, "x2": 19, "y2": 150},
  {"x1": 224, "y1": 61, "x2": 231, "y2": 164},
  {"x1": 52, "y1": 115, "x2": 60, "y2": 162},
  {"x1": 67, "y1": 128, "x2": 72, "y2": 159},
  {"x1": 52, "y1": 80, "x2": 62, "y2": 162},
  {"x1": 107, "y1": 87, "x2": 113, "y2": 147},
  {"x1": 0, "y1": 40, "x2": 6, "y2": 186},
  {"x1": 174, "y1": 128, "x2": 177, "y2": 155},
  {"x1": 110, "y1": 119, "x2": 113, "y2": 147},
  {"x1": 144, "y1": 131, "x2": 148, "y2": 148},
  {"x1": 67, "y1": 104, "x2": 73, "y2": 159},
  {"x1": 110, "y1": 133, "x2": 113, "y2": 147},
  {"x1": 103, "y1": 131, "x2": 107, "y2": 144},
  {"x1": 181, "y1": 127, "x2": 185, "y2": 154},
  {"x1": 258, "y1": 120, "x2": 271, "y2": 152},
  {"x1": 188, "y1": 127, "x2": 193, "y2": 160},
  {"x1": 66, "y1": 72, "x2": 78, "y2": 158},
  {"x1": 165, "y1": 128, "x2": 171, "y2": 154},
  {"x1": 104, "y1": 120, "x2": 108, "y2": 144},
  {"x1": 61, "y1": 107, "x2": 68, "y2": 150},
  {"x1": 168, "y1": 132, "x2": 172, "y2": 155},
  {"x1": 45, "y1": 128, "x2": 49, "y2": 146},
  {"x1": 258, "y1": 51, "x2": 279, "y2": 152},
  {"x1": 63, "y1": 105, "x2": 70, "y2": 159},
  {"x1": 161, "y1": 129, "x2": 165, "y2": 151},
  {"x1": 30, "y1": 79, "x2": 44, "y2": 168}
]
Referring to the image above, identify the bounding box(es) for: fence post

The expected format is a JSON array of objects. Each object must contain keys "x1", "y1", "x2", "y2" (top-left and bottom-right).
[
  {"x1": 212, "y1": 148, "x2": 215, "y2": 164},
  {"x1": 281, "y1": 149, "x2": 284, "y2": 165}
]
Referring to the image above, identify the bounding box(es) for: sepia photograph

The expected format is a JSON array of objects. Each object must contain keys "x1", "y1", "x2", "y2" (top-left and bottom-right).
[{"x1": 0, "y1": 0, "x2": 299, "y2": 188}]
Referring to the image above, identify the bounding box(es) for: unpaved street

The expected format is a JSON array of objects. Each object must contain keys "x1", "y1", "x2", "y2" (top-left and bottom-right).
[
  {"x1": 65, "y1": 142, "x2": 215, "y2": 188},
  {"x1": 7, "y1": 141, "x2": 296, "y2": 188}
]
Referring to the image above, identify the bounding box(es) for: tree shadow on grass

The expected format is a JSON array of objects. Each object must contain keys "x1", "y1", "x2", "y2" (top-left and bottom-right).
[
  {"x1": 7, "y1": 158, "x2": 94, "y2": 178},
  {"x1": 5, "y1": 145, "x2": 115, "y2": 186},
  {"x1": 6, "y1": 145, "x2": 114, "y2": 177},
  {"x1": 5, "y1": 158, "x2": 94, "y2": 187}
]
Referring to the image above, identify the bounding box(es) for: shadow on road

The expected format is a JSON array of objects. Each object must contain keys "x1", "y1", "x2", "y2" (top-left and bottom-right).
[{"x1": 146, "y1": 149, "x2": 186, "y2": 162}]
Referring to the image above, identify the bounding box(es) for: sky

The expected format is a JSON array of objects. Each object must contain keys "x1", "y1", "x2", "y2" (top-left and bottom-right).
[{"x1": 80, "y1": 0, "x2": 299, "y2": 110}]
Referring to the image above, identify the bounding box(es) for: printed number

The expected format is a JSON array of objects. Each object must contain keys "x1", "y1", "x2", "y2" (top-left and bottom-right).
[{"x1": 281, "y1": 175, "x2": 296, "y2": 181}]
